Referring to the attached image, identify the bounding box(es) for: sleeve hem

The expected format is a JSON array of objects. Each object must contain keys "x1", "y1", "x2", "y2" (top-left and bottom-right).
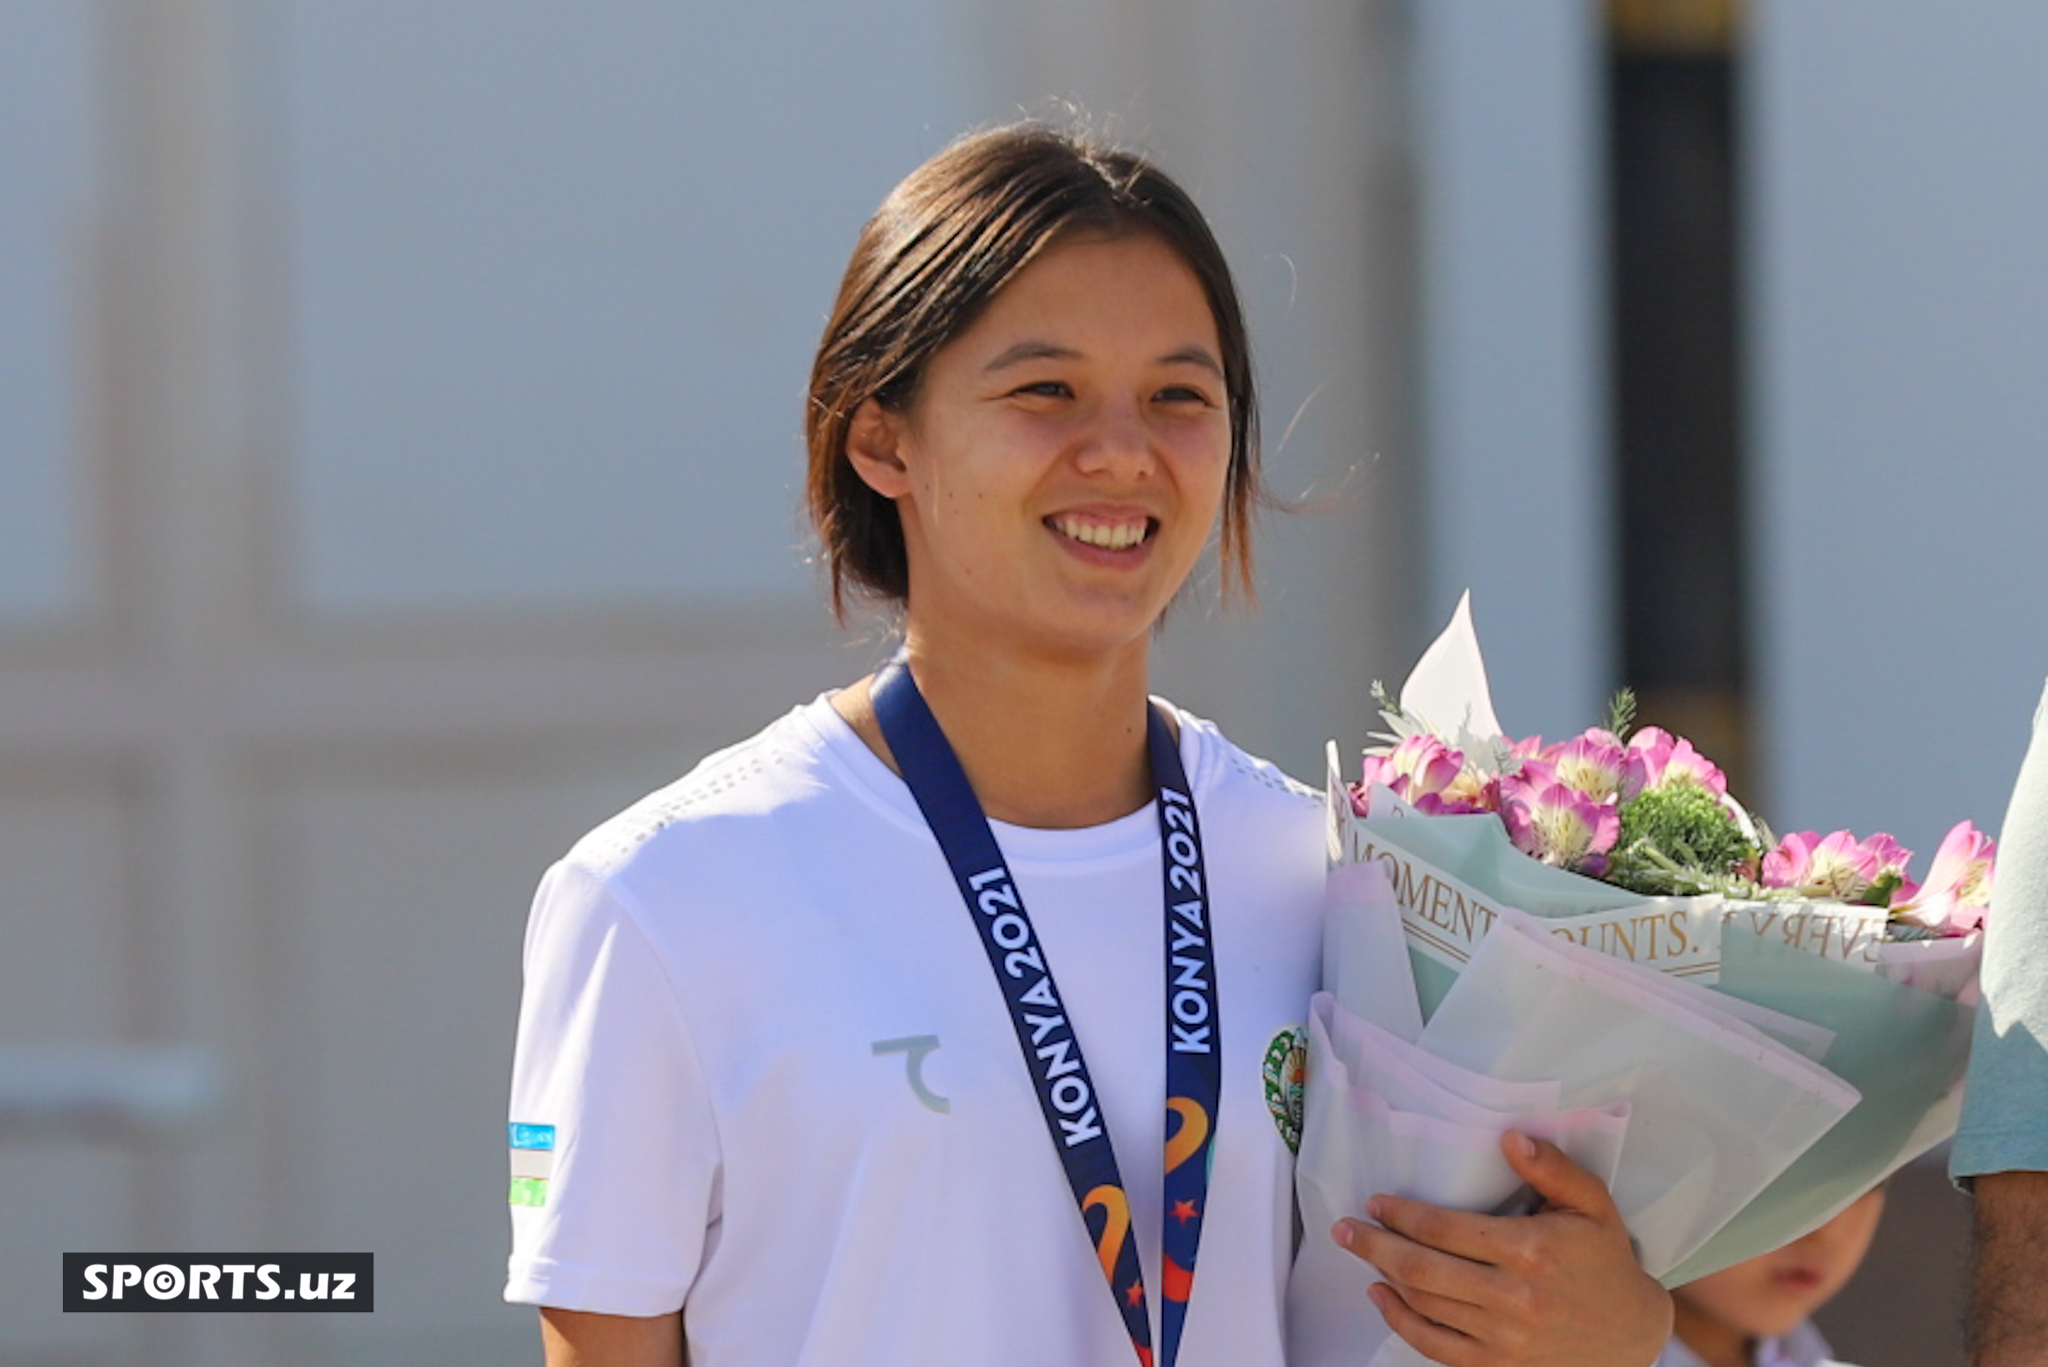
[
  {"x1": 1947, "y1": 1132, "x2": 2048, "y2": 1183},
  {"x1": 504, "y1": 1256, "x2": 686, "y2": 1317}
]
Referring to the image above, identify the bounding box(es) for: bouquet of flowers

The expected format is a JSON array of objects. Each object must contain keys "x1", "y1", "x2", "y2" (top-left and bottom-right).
[
  {"x1": 1287, "y1": 594, "x2": 1990, "y2": 1367},
  {"x1": 1350, "y1": 679, "x2": 1992, "y2": 940}
]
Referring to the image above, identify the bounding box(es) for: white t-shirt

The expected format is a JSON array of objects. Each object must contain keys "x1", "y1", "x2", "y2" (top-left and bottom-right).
[{"x1": 505, "y1": 694, "x2": 1327, "y2": 1366}]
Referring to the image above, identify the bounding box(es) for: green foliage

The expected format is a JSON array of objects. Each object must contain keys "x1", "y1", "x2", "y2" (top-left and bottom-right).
[
  {"x1": 1605, "y1": 781, "x2": 1760, "y2": 897},
  {"x1": 1366, "y1": 679, "x2": 1433, "y2": 753},
  {"x1": 1604, "y1": 688, "x2": 1637, "y2": 743}
]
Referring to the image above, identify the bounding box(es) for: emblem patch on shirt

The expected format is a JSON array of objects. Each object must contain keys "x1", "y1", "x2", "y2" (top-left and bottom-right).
[
  {"x1": 508, "y1": 1122, "x2": 556, "y2": 1207},
  {"x1": 1263, "y1": 1026, "x2": 1307, "y2": 1154}
]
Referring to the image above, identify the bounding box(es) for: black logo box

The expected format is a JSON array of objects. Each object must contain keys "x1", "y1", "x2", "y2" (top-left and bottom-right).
[{"x1": 63, "y1": 1253, "x2": 374, "y2": 1313}]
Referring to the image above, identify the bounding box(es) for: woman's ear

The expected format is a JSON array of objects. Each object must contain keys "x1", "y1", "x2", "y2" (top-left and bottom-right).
[{"x1": 845, "y1": 398, "x2": 912, "y2": 499}]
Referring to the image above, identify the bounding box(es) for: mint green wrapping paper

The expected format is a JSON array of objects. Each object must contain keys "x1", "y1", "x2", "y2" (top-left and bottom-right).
[
  {"x1": 1300, "y1": 588, "x2": 1983, "y2": 1350},
  {"x1": 1327, "y1": 797, "x2": 1978, "y2": 1285},
  {"x1": 1665, "y1": 930, "x2": 1974, "y2": 1282}
]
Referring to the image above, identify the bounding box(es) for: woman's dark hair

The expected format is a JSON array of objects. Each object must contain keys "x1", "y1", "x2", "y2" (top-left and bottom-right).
[{"x1": 806, "y1": 120, "x2": 1263, "y2": 619}]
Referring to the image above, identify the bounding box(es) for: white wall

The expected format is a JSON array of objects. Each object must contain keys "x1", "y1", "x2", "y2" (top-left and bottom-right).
[
  {"x1": 0, "y1": 1, "x2": 99, "y2": 622},
  {"x1": 1750, "y1": 0, "x2": 2048, "y2": 859},
  {"x1": 273, "y1": 0, "x2": 979, "y2": 614},
  {"x1": 1412, "y1": 0, "x2": 1614, "y2": 746}
]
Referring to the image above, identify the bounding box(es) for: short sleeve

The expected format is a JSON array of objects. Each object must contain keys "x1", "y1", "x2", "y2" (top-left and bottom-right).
[
  {"x1": 1953, "y1": 680, "x2": 2048, "y2": 1182},
  {"x1": 504, "y1": 858, "x2": 721, "y2": 1314}
]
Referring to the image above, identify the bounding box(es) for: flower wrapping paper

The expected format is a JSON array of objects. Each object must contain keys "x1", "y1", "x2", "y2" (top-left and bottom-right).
[{"x1": 1286, "y1": 596, "x2": 1981, "y2": 1366}]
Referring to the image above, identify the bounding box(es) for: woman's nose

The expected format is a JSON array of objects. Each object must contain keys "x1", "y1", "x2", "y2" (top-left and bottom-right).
[{"x1": 1074, "y1": 402, "x2": 1156, "y2": 479}]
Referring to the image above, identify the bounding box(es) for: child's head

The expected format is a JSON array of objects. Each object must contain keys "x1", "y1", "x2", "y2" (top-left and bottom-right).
[{"x1": 1672, "y1": 1186, "x2": 1886, "y2": 1357}]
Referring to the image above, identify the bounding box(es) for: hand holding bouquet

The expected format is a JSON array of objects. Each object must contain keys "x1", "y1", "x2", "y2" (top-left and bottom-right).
[{"x1": 1289, "y1": 594, "x2": 1991, "y2": 1367}]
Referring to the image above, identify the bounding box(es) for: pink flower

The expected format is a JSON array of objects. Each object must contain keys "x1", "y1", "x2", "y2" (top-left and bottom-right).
[
  {"x1": 1550, "y1": 731, "x2": 1628, "y2": 804},
  {"x1": 1863, "y1": 834, "x2": 1916, "y2": 885},
  {"x1": 1381, "y1": 734, "x2": 1463, "y2": 792},
  {"x1": 1499, "y1": 762, "x2": 1621, "y2": 875},
  {"x1": 1352, "y1": 735, "x2": 1490, "y2": 816},
  {"x1": 1437, "y1": 769, "x2": 1499, "y2": 814},
  {"x1": 1761, "y1": 830, "x2": 1907, "y2": 902},
  {"x1": 1893, "y1": 820, "x2": 1997, "y2": 933},
  {"x1": 1622, "y1": 726, "x2": 1728, "y2": 800}
]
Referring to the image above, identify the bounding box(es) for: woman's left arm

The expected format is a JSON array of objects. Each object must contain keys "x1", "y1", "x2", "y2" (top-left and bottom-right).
[{"x1": 1333, "y1": 1131, "x2": 1672, "y2": 1367}]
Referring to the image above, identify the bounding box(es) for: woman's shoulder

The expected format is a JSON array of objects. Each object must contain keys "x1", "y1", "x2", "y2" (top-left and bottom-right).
[
  {"x1": 1164, "y1": 702, "x2": 1318, "y2": 801},
  {"x1": 1160, "y1": 700, "x2": 1323, "y2": 839},
  {"x1": 560, "y1": 694, "x2": 865, "y2": 879}
]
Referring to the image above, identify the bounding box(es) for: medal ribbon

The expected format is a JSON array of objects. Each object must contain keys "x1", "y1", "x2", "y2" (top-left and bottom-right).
[{"x1": 871, "y1": 657, "x2": 1221, "y2": 1367}]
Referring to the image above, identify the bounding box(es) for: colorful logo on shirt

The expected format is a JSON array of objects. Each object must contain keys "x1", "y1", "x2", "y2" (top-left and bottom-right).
[
  {"x1": 1263, "y1": 1026, "x2": 1307, "y2": 1155},
  {"x1": 508, "y1": 1122, "x2": 556, "y2": 1207}
]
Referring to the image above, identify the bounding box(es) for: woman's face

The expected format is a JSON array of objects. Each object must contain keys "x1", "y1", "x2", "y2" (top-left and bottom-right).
[
  {"x1": 1673, "y1": 1186, "x2": 1886, "y2": 1347},
  {"x1": 848, "y1": 230, "x2": 1232, "y2": 667}
]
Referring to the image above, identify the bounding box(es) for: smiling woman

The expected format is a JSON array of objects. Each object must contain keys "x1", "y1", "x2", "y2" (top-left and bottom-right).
[
  {"x1": 805, "y1": 124, "x2": 1263, "y2": 623},
  {"x1": 839, "y1": 231, "x2": 1232, "y2": 757},
  {"x1": 504, "y1": 120, "x2": 1672, "y2": 1367}
]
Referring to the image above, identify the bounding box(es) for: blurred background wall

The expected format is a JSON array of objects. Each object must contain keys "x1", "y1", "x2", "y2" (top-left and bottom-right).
[{"x1": 1, "y1": 1, "x2": 2039, "y2": 1363}]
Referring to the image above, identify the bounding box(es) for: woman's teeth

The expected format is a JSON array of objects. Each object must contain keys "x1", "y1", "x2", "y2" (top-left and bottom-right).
[{"x1": 1053, "y1": 517, "x2": 1149, "y2": 550}]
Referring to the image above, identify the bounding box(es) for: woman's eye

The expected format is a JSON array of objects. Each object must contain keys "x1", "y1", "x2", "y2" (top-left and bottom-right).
[
  {"x1": 1156, "y1": 384, "x2": 1217, "y2": 406},
  {"x1": 1012, "y1": 380, "x2": 1071, "y2": 399}
]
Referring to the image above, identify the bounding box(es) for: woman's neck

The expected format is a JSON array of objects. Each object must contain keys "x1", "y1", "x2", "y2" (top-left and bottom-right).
[{"x1": 835, "y1": 633, "x2": 1161, "y2": 829}]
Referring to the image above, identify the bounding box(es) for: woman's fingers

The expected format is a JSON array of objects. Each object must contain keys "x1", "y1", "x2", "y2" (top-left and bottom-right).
[
  {"x1": 1333, "y1": 1130, "x2": 1672, "y2": 1367},
  {"x1": 1369, "y1": 1281, "x2": 1487, "y2": 1367},
  {"x1": 1334, "y1": 1211, "x2": 1495, "y2": 1305},
  {"x1": 1346, "y1": 1191, "x2": 1544, "y2": 1276},
  {"x1": 1502, "y1": 1130, "x2": 1623, "y2": 1222},
  {"x1": 1368, "y1": 1274, "x2": 1501, "y2": 1343},
  {"x1": 1355, "y1": 1133, "x2": 1631, "y2": 1273}
]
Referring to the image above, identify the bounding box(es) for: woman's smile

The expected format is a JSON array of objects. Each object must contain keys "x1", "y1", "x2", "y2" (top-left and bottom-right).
[{"x1": 1047, "y1": 510, "x2": 1157, "y2": 553}]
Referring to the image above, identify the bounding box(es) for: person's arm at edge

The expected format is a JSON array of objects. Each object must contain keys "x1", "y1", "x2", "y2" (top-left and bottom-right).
[
  {"x1": 541, "y1": 1307, "x2": 684, "y2": 1367},
  {"x1": 1969, "y1": 1170, "x2": 2048, "y2": 1367}
]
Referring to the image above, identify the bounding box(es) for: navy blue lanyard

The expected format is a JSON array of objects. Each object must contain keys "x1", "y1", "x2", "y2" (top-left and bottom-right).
[{"x1": 870, "y1": 657, "x2": 1221, "y2": 1367}]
